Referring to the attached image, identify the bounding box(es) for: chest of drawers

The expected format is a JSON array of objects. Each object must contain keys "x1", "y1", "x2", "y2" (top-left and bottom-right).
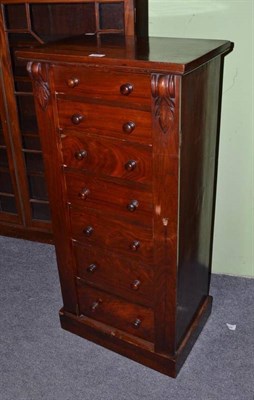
[{"x1": 17, "y1": 36, "x2": 233, "y2": 377}]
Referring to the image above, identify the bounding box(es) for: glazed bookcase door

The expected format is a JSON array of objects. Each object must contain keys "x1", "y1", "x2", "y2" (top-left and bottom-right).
[
  {"x1": 0, "y1": 79, "x2": 21, "y2": 222},
  {"x1": 0, "y1": 0, "x2": 144, "y2": 242}
]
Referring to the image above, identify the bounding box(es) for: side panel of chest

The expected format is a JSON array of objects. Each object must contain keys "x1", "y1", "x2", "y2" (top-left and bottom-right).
[{"x1": 177, "y1": 57, "x2": 222, "y2": 347}]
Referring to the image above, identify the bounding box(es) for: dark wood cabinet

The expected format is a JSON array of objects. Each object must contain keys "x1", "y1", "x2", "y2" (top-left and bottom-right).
[
  {"x1": 0, "y1": 0, "x2": 147, "y2": 242},
  {"x1": 17, "y1": 35, "x2": 233, "y2": 377}
]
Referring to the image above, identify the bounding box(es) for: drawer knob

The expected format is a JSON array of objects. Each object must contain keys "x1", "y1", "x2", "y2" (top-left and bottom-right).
[
  {"x1": 127, "y1": 199, "x2": 139, "y2": 212},
  {"x1": 91, "y1": 299, "x2": 102, "y2": 312},
  {"x1": 122, "y1": 121, "x2": 136, "y2": 134},
  {"x1": 79, "y1": 187, "x2": 90, "y2": 200},
  {"x1": 83, "y1": 226, "x2": 94, "y2": 236},
  {"x1": 71, "y1": 114, "x2": 84, "y2": 125},
  {"x1": 75, "y1": 150, "x2": 87, "y2": 160},
  {"x1": 120, "y1": 83, "x2": 133, "y2": 96},
  {"x1": 87, "y1": 263, "x2": 97, "y2": 273},
  {"x1": 130, "y1": 240, "x2": 140, "y2": 251},
  {"x1": 133, "y1": 318, "x2": 142, "y2": 328},
  {"x1": 131, "y1": 279, "x2": 141, "y2": 291},
  {"x1": 125, "y1": 160, "x2": 137, "y2": 171},
  {"x1": 67, "y1": 78, "x2": 79, "y2": 88}
]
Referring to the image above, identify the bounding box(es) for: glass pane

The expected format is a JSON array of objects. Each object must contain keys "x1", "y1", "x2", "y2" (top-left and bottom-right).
[
  {"x1": 8, "y1": 34, "x2": 37, "y2": 77},
  {"x1": 100, "y1": 33, "x2": 125, "y2": 46},
  {"x1": 15, "y1": 79, "x2": 33, "y2": 93},
  {"x1": 0, "y1": 195, "x2": 17, "y2": 214},
  {"x1": 8, "y1": 32, "x2": 37, "y2": 45},
  {"x1": 23, "y1": 152, "x2": 44, "y2": 174},
  {"x1": 0, "y1": 170, "x2": 14, "y2": 194},
  {"x1": 16, "y1": 95, "x2": 38, "y2": 132},
  {"x1": 4, "y1": 4, "x2": 27, "y2": 30},
  {"x1": 28, "y1": 175, "x2": 48, "y2": 200},
  {"x1": 0, "y1": 117, "x2": 4, "y2": 146},
  {"x1": 9, "y1": 49, "x2": 28, "y2": 77},
  {"x1": 31, "y1": 201, "x2": 51, "y2": 221},
  {"x1": 22, "y1": 133, "x2": 41, "y2": 150},
  {"x1": 30, "y1": 3, "x2": 96, "y2": 42},
  {"x1": 0, "y1": 148, "x2": 8, "y2": 168},
  {"x1": 99, "y1": 3, "x2": 124, "y2": 30}
]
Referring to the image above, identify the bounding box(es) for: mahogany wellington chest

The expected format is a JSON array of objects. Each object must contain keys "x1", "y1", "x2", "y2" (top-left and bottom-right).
[{"x1": 17, "y1": 35, "x2": 233, "y2": 377}]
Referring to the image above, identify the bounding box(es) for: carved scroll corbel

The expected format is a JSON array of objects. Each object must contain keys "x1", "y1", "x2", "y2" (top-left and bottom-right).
[
  {"x1": 151, "y1": 74, "x2": 176, "y2": 134},
  {"x1": 27, "y1": 62, "x2": 50, "y2": 110}
]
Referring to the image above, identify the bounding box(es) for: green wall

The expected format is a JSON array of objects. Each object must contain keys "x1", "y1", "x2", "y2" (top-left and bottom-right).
[{"x1": 149, "y1": 0, "x2": 253, "y2": 277}]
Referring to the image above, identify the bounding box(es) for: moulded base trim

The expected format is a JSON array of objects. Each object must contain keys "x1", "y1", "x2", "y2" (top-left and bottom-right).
[{"x1": 59, "y1": 295, "x2": 213, "y2": 378}]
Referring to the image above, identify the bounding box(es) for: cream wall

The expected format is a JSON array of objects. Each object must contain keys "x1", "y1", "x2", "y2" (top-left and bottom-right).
[{"x1": 149, "y1": 0, "x2": 254, "y2": 277}]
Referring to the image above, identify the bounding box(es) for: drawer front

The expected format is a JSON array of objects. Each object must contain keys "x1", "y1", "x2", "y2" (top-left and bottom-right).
[
  {"x1": 70, "y1": 208, "x2": 153, "y2": 263},
  {"x1": 73, "y1": 242, "x2": 154, "y2": 307},
  {"x1": 65, "y1": 171, "x2": 153, "y2": 222},
  {"x1": 77, "y1": 281, "x2": 154, "y2": 342},
  {"x1": 57, "y1": 98, "x2": 152, "y2": 144},
  {"x1": 53, "y1": 67, "x2": 151, "y2": 108},
  {"x1": 61, "y1": 134, "x2": 152, "y2": 184}
]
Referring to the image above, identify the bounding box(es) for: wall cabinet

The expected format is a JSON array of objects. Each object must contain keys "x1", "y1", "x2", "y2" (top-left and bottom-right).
[{"x1": 0, "y1": 0, "x2": 148, "y2": 242}]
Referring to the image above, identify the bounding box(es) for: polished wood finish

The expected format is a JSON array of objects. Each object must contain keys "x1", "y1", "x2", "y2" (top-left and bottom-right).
[
  {"x1": 70, "y1": 207, "x2": 153, "y2": 263},
  {"x1": 77, "y1": 280, "x2": 154, "y2": 341},
  {"x1": 61, "y1": 134, "x2": 152, "y2": 183},
  {"x1": 0, "y1": 0, "x2": 147, "y2": 241},
  {"x1": 176, "y1": 57, "x2": 224, "y2": 347},
  {"x1": 57, "y1": 97, "x2": 152, "y2": 143},
  {"x1": 54, "y1": 67, "x2": 151, "y2": 107},
  {"x1": 73, "y1": 242, "x2": 154, "y2": 306},
  {"x1": 19, "y1": 35, "x2": 232, "y2": 73},
  {"x1": 17, "y1": 35, "x2": 233, "y2": 377},
  {"x1": 64, "y1": 171, "x2": 153, "y2": 220},
  {"x1": 151, "y1": 73, "x2": 180, "y2": 354}
]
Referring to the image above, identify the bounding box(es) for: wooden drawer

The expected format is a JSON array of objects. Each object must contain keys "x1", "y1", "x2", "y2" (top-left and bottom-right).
[
  {"x1": 77, "y1": 280, "x2": 154, "y2": 342},
  {"x1": 73, "y1": 242, "x2": 154, "y2": 307},
  {"x1": 57, "y1": 98, "x2": 152, "y2": 144},
  {"x1": 70, "y1": 208, "x2": 153, "y2": 263},
  {"x1": 65, "y1": 171, "x2": 153, "y2": 222},
  {"x1": 61, "y1": 134, "x2": 152, "y2": 184},
  {"x1": 53, "y1": 67, "x2": 151, "y2": 108}
]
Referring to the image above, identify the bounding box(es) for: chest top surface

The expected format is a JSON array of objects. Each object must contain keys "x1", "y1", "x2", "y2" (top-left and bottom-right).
[{"x1": 16, "y1": 35, "x2": 233, "y2": 74}]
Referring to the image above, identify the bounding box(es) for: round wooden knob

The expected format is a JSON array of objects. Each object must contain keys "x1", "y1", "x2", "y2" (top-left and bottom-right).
[
  {"x1": 74, "y1": 150, "x2": 87, "y2": 160},
  {"x1": 79, "y1": 187, "x2": 90, "y2": 200},
  {"x1": 120, "y1": 83, "x2": 133, "y2": 96},
  {"x1": 125, "y1": 160, "x2": 137, "y2": 171},
  {"x1": 71, "y1": 114, "x2": 84, "y2": 125},
  {"x1": 130, "y1": 240, "x2": 140, "y2": 251},
  {"x1": 87, "y1": 263, "x2": 97, "y2": 273},
  {"x1": 67, "y1": 78, "x2": 79, "y2": 88},
  {"x1": 83, "y1": 226, "x2": 94, "y2": 236},
  {"x1": 91, "y1": 299, "x2": 102, "y2": 311},
  {"x1": 122, "y1": 121, "x2": 136, "y2": 134},
  {"x1": 127, "y1": 200, "x2": 139, "y2": 212},
  {"x1": 133, "y1": 318, "x2": 141, "y2": 328},
  {"x1": 131, "y1": 279, "x2": 141, "y2": 291}
]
